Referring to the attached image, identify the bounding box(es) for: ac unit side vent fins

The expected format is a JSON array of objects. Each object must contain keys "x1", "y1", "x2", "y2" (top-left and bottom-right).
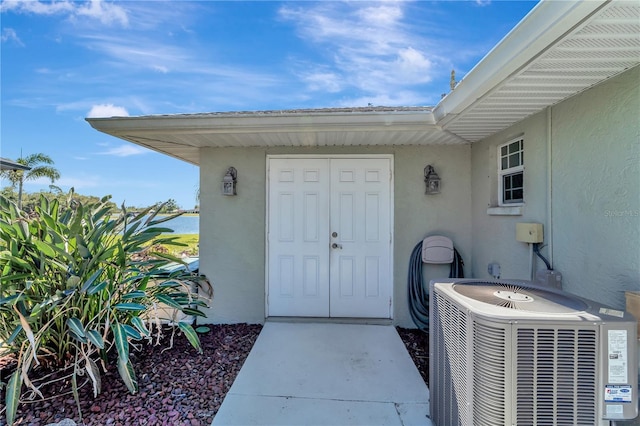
[
  {"x1": 516, "y1": 328, "x2": 597, "y2": 425},
  {"x1": 473, "y1": 322, "x2": 507, "y2": 425},
  {"x1": 432, "y1": 292, "x2": 470, "y2": 425}
]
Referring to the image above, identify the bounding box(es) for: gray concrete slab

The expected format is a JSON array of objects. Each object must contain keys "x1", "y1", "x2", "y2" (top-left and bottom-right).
[{"x1": 213, "y1": 322, "x2": 433, "y2": 426}]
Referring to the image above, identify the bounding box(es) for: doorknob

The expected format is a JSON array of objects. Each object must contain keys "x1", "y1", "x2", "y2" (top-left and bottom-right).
[
  {"x1": 332, "y1": 232, "x2": 338, "y2": 238},
  {"x1": 331, "y1": 243, "x2": 342, "y2": 249}
]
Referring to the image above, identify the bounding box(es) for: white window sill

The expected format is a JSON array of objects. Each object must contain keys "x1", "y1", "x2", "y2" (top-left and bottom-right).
[{"x1": 487, "y1": 206, "x2": 523, "y2": 216}]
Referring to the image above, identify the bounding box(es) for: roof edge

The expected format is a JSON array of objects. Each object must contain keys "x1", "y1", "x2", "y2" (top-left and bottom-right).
[
  {"x1": 433, "y1": 0, "x2": 609, "y2": 126},
  {"x1": 86, "y1": 109, "x2": 438, "y2": 134},
  {"x1": 0, "y1": 158, "x2": 31, "y2": 171}
]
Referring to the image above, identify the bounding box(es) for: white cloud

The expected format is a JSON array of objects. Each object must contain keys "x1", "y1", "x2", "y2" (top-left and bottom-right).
[
  {"x1": 87, "y1": 104, "x2": 129, "y2": 118},
  {"x1": 152, "y1": 65, "x2": 169, "y2": 74},
  {"x1": 356, "y1": 4, "x2": 404, "y2": 27},
  {"x1": 1, "y1": 0, "x2": 128, "y2": 27},
  {"x1": 97, "y1": 144, "x2": 149, "y2": 157},
  {"x1": 302, "y1": 71, "x2": 343, "y2": 93},
  {"x1": 280, "y1": 3, "x2": 409, "y2": 54},
  {"x1": 395, "y1": 47, "x2": 434, "y2": 82},
  {"x1": 78, "y1": 33, "x2": 189, "y2": 74},
  {"x1": 75, "y1": 0, "x2": 128, "y2": 26},
  {"x1": 279, "y1": 2, "x2": 441, "y2": 105},
  {"x1": 0, "y1": 0, "x2": 75, "y2": 15},
  {"x1": 1, "y1": 28, "x2": 23, "y2": 45}
]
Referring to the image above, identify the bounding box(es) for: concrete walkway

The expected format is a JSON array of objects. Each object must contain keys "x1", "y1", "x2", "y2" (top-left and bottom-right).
[{"x1": 212, "y1": 322, "x2": 433, "y2": 426}]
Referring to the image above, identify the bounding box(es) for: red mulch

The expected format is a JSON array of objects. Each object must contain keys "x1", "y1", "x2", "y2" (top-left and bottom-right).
[{"x1": 1, "y1": 324, "x2": 428, "y2": 426}]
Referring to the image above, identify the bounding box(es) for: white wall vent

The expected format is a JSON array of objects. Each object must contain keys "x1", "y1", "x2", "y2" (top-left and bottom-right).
[{"x1": 429, "y1": 279, "x2": 638, "y2": 426}]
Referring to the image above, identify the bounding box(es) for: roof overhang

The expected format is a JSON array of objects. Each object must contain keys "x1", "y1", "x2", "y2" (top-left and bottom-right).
[
  {"x1": 87, "y1": 0, "x2": 640, "y2": 166},
  {"x1": 436, "y1": 0, "x2": 640, "y2": 141},
  {"x1": 0, "y1": 158, "x2": 31, "y2": 171},
  {"x1": 87, "y1": 108, "x2": 466, "y2": 166}
]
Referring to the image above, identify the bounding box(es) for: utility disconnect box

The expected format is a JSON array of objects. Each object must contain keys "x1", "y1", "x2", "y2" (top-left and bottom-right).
[{"x1": 516, "y1": 223, "x2": 544, "y2": 243}]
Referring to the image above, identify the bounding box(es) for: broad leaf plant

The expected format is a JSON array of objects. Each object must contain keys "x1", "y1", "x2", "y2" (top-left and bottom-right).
[{"x1": 0, "y1": 192, "x2": 212, "y2": 425}]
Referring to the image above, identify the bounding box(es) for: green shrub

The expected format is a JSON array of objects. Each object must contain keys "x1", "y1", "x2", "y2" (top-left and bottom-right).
[{"x1": 0, "y1": 192, "x2": 212, "y2": 425}]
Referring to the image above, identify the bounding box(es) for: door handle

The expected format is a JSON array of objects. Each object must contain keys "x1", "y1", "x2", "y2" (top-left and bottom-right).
[{"x1": 331, "y1": 243, "x2": 342, "y2": 249}]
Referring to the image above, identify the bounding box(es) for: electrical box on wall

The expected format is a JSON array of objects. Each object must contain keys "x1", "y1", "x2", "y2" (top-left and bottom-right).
[{"x1": 516, "y1": 223, "x2": 543, "y2": 243}]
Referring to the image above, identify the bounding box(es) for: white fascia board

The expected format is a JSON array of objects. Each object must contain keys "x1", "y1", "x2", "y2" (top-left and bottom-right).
[
  {"x1": 433, "y1": 0, "x2": 609, "y2": 126},
  {"x1": 86, "y1": 110, "x2": 438, "y2": 136}
]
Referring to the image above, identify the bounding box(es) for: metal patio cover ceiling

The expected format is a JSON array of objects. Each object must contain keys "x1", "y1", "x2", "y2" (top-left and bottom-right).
[{"x1": 87, "y1": 0, "x2": 640, "y2": 166}]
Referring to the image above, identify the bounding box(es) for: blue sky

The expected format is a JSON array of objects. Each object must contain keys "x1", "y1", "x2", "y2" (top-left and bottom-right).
[{"x1": 1, "y1": 0, "x2": 537, "y2": 209}]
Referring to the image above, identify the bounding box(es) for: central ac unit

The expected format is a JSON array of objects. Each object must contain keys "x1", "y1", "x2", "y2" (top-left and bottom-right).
[{"x1": 429, "y1": 279, "x2": 638, "y2": 426}]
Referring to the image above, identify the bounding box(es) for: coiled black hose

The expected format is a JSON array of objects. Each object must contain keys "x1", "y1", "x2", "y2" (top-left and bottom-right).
[
  {"x1": 408, "y1": 240, "x2": 464, "y2": 330},
  {"x1": 408, "y1": 240, "x2": 429, "y2": 330}
]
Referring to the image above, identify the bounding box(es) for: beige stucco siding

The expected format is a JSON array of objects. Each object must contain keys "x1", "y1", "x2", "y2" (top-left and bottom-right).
[
  {"x1": 199, "y1": 148, "x2": 268, "y2": 324},
  {"x1": 470, "y1": 65, "x2": 640, "y2": 309},
  {"x1": 393, "y1": 146, "x2": 472, "y2": 326},
  {"x1": 551, "y1": 66, "x2": 640, "y2": 308},
  {"x1": 199, "y1": 145, "x2": 471, "y2": 327},
  {"x1": 470, "y1": 110, "x2": 549, "y2": 280}
]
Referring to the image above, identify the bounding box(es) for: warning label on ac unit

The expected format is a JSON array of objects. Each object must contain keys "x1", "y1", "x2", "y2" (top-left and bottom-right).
[
  {"x1": 604, "y1": 385, "x2": 633, "y2": 403},
  {"x1": 607, "y1": 330, "x2": 628, "y2": 383}
]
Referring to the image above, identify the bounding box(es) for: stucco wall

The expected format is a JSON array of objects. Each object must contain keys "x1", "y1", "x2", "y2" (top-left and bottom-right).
[
  {"x1": 199, "y1": 145, "x2": 471, "y2": 327},
  {"x1": 551, "y1": 66, "x2": 640, "y2": 307},
  {"x1": 199, "y1": 148, "x2": 267, "y2": 325},
  {"x1": 470, "y1": 65, "x2": 640, "y2": 308},
  {"x1": 470, "y1": 111, "x2": 549, "y2": 281},
  {"x1": 393, "y1": 146, "x2": 472, "y2": 326}
]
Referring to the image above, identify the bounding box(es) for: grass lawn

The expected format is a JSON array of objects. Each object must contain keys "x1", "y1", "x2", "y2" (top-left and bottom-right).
[{"x1": 158, "y1": 233, "x2": 199, "y2": 256}]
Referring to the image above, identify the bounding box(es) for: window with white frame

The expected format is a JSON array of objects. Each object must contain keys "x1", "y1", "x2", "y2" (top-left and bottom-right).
[{"x1": 498, "y1": 138, "x2": 524, "y2": 205}]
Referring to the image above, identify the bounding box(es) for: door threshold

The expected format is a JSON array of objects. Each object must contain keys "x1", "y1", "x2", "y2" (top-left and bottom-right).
[{"x1": 266, "y1": 316, "x2": 393, "y2": 326}]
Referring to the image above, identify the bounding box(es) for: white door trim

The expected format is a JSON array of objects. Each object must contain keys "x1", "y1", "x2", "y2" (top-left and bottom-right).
[{"x1": 265, "y1": 154, "x2": 394, "y2": 318}]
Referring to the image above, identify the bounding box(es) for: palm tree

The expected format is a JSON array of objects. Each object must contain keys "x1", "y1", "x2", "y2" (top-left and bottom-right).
[{"x1": 0, "y1": 153, "x2": 60, "y2": 209}]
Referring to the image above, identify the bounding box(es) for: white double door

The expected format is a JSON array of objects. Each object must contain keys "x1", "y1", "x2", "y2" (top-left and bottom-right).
[{"x1": 267, "y1": 157, "x2": 392, "y2": 318}]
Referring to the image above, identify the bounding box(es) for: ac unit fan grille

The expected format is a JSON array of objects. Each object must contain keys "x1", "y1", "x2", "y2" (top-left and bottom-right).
[
  {"x1": 516, "y1": 328, "x2": 597, "y2": 425},
  {"x1": 452, "y1": 282, "x2": 588, "y2": 313}
]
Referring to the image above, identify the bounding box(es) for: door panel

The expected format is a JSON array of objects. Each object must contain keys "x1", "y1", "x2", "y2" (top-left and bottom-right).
[
  {"x1": 329, "y1": 159, "x2": 391, "y2": 318},
  {"x1": 268, "y1": 159, "x2": 330, "y2": 317},
  {"x1": 267, "y1": 157, "x2": 391, "y2": 318}
]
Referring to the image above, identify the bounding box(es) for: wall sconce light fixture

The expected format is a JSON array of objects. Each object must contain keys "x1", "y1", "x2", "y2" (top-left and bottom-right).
[
  {"x1": 222, "y1": 166, "x2": 237, "y2": 196},
  {"x1": 424, "y1": 165, "x2": 441, "y2": 195}
]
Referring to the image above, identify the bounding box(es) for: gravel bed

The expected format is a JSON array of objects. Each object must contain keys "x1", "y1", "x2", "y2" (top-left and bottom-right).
[
  {"x1": 396, "y1": 327, "x2": 429, "y2": 384},
  {"x1": 1, "y1": 324, "x2": 428, "y2": 426}
]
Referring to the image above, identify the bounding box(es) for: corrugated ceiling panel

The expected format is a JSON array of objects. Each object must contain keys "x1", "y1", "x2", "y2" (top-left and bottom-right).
[{"x1": 444, "y1": 1, "x2": 640, "y2": 142}]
